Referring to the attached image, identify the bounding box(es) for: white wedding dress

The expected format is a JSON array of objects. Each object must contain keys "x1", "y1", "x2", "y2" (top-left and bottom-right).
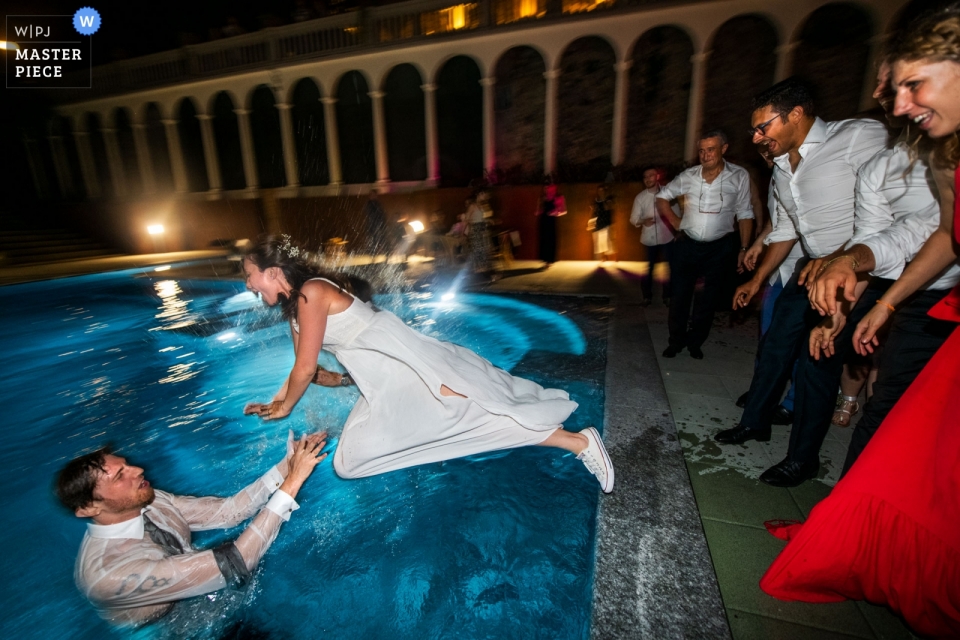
[{"x1": 296, "y1": 280, "x2": 578, "y2": 479}]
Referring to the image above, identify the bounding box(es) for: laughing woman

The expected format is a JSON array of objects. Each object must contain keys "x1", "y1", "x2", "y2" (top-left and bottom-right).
[{"x1": 241, "y1": 235, "x2": 614, "y2": 492}]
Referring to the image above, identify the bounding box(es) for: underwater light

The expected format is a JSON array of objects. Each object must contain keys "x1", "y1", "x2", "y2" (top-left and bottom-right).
[
  {"x1": 441, "y1": 292, "x2": 455, "y2": 301},
  {"x1": 147, "y1": 224, "x2": 165, "y2": 235},
  {"x1": 217, "y1": 331, "x2": 237, "y2": 342}
]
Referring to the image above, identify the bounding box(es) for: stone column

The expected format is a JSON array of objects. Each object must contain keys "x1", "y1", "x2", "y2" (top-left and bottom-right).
[
  {"x1": 774, "y1": 42, "x2": 799, "y2": 83},
  {"x1": 234, "y1": 109, "x2": 259, "y2": 191},
  {"x1": 197, "y1": 114, "x2": 222, "y2": 192},
  {"x1": 684, "y1": 51, "x2": 710, "y2": 162},
  {"x1": 102, "y1": 127, "x2": 127, "y2": 198},
  {"x1": 47, "y1": 135, "x2": 73, "y2": 198},
  {"x1": 480, "y1": 76, "x2": 496, "y2": 178},
  {"x1": 611, "y1": 60, "x2": 632, "y2": 167},
  {"x1": 320, "y1": 97, "x2": 343, "y2": 186},
  {"x1": 72, "y1": 128, "x2": 100, "y2": 198},
  {"x1": 131, "y1": 123, "x2": 156, "y2": 194},
  {"x1": 276, "y1": 103, "x2": 300, "y2": 188},
  {"x1": 543, "y1": 69, "x2": 560, "y2": 177},
  {"x1": 368, "y1": 91, "x2": 390, "y2": 186},
  {"x1": 162, "y1": 119, "x2": 189, "y2": 193},
  {"x1": 421, "y1": 83, "x2": 440, "y2": 184}
]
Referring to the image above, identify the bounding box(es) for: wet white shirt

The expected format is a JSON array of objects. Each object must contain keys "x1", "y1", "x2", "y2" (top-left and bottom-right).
[
  {"x1": 657, "y1": 162, "x2": 755, "y2": 243},
  {"x1": 765, "y1": 117, "x2": 888, "y2": 257},
  {"x1": 847, "y1": 143, "x2": 960, "y2": 289},
  {"x1": 76, "y1": 466, "x2": 298, "y2": 626},
  {"x1": 630, "y1": 188, "x2": 677, "y2": 247}
]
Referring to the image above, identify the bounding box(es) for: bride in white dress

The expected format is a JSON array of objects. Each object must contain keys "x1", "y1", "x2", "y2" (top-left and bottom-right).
[{"x1": 242, "y1": 236, "x2": 613, "y2": 492}]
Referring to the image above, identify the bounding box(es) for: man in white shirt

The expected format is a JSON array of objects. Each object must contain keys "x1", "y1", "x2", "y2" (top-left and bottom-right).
[
  {"x1": 630, "y1": 167, "x2": 677, "y2": 306},
  {"x1": 656, "y1": 130, "x2": 755, "y2": 359},
  {"x1": 56, "y1": 431, "x2": 327, "y2": 626},
  {"x1": 795, "y1": 64, "x2": 960, "y2": 480},
  {"x1": 714, "y1": 78, "x2": 887, "y2": 480}
]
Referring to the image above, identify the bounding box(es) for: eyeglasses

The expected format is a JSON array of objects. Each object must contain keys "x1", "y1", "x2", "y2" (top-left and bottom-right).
[{"x1": 747, "y1": 115, "x2": 779, "y2": 138}]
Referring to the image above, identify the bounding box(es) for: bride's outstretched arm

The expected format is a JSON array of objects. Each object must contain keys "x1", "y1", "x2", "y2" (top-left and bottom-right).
[{"x1": 257, "y1": 282, "x2": 331, "y2": 420}]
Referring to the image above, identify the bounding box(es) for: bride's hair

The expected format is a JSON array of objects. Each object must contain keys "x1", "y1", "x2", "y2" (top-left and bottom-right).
[{"x1": 243, "y1": 235, "x2": 355, "y2": 320}]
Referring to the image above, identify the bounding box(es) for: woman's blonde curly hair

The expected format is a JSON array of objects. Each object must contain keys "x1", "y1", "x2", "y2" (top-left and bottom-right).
[{"x1": 891, "y1": 6, "x2": 960, "y2": 168}]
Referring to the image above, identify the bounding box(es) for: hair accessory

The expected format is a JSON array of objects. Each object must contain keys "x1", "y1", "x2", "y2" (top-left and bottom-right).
[{"x1": 279, "y1": 234, "x2": 301, "y2": 259}]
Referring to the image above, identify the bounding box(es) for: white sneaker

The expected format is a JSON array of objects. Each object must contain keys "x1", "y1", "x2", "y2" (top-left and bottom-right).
[{"x1": 577, "y1": 427, "x2": 614, "y2": 493}]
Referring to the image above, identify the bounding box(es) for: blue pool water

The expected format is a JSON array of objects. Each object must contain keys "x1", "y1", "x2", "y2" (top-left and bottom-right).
[{"x1": 0, "y1": 267, "x2": 606, "y2": 639}]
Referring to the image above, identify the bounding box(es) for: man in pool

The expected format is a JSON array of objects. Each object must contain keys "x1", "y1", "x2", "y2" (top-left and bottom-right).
[{"x1": 55, "y1": 430, "x2": 327, "y2": 626}]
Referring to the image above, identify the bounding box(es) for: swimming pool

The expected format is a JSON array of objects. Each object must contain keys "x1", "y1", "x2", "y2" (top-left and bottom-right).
[{"x1": 0, "y1": 266, "x2": 607, "y2": 639}]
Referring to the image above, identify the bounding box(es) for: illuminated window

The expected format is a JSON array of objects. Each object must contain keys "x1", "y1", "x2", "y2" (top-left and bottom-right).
[
  {"x1": 562, "y1": 0, "x2": 615, "y2": 15},
  {"x1": 494, "y1": 0, "x2": 546, "y2": 25},
  {"x1": 379, "y1": 16, "x2": 415, "y2": 42},
  {"x1": 420, "y1": 3, "x2": 480, "y2": 35}
]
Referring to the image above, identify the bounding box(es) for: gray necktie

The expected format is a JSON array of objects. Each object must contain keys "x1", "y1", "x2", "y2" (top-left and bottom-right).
[{"x1": 142, "y1": 513, "x2": 184, "y2": 556}]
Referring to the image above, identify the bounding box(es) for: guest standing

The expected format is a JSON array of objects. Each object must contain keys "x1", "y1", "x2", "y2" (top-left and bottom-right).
[
  {"x1": 630, "y1": 168, "x2": 676, "y2": 306},
  {"x1": 537, "y1": 182, "x2": 566, "y2": 265},
  {"x1": 590, "y1": 185, "x2": 615, "y2": 262}
]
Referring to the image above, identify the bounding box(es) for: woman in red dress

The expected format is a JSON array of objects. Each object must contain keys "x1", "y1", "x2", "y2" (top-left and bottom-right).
[{"x1": 759, "y1": 8, "x2": 960, "y2": 638}]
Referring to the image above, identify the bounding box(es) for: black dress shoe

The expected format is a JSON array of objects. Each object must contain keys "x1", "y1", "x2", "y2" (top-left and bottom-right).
[
  {"x1": 759, "y1": 458, "x2": 820, "y2": 487},
  {"x1": 714, "y1": 424, "x2": 771, "y2": 444},
  {"x1": 735, "y1": 391, "x2": 750, "y2": 408},
  {"x1": 689, "y1": 346, "x2": 704, "y2": 359},
  {"x1": 770, "y1": 405, "x2": 794, "y2": 426},
  {"x1": 662, "y1": 345, "x2": 682, "y2": 358}
]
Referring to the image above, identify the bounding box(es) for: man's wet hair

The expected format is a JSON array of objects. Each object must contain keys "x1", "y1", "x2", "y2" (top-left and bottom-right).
[
  {"x1": 752, "y1": 77, "x2": 817, "y2": 120},
  {"x1": 56, "y1": 446, "x2": 111, "y2": 512}
]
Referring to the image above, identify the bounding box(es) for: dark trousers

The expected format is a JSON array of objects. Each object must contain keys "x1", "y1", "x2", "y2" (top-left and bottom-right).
[
  {"x1": 641, "y1": 242, "x2": 673, "y2": 301},
  {"x1": 668, "y1": 233, "x2": 738, "y2": 349},
  {"x1": 739, "y1": 270, "x2": 818, "y2": 432},
  {"x1": 785, "y1": 278, "x2": 891, "y2": 465},
  {"x1": 538, "y1": 214, "x2": 557, "y2": 263},
  {"x1": 839, "y1": 289, "x2": 956, "y2": 475}
]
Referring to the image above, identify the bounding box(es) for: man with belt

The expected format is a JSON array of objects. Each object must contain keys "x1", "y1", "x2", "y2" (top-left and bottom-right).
[
  {"x1": 57, "y1": 430, "x2": 326, "y2": 626},
  {"x1": 656, "y1": 129, "x2": 755, "y2": 359},
  {"x1": 714, "y1": 78, "x2": 887, "y2": 483}
]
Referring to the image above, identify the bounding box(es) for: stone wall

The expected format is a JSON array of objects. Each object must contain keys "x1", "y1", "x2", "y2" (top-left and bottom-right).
[{"x1": 494, "y1": 47, "x2": 546, "y2": 182}]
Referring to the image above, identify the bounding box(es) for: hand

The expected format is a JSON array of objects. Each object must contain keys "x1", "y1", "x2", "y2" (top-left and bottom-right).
[
  {"x1": 642, "y1": 218, "x2": 655, "y2": 227},
  {"x1": 736, "y1": 249, "x2": 746, "y2": 274},
  {"x1": 279, "y1": 434, "x2": 329, "y2": 496},
  {"x1": 277, "y1": 430, "x2": 328, "y2": 477},
  {"x1": 312, "y1": 366, "x2": 344, "y2": 387},
  {"x1": 809, "y1": 258, "x2": 857, "y2": 316},
  {"x1": 243, "y1": 400, "x2": 290, "y2": 421},
  {"x1": 808, "y1": 313, "x2": 847, "y2": 360},
  {"x1": 798, "y1": 258, "x2": 825, "y2": 287},
  {"x1": 743, "y1": 244, "x2": 763, "y2": 271},
  {"x1": 852, "y1": 304, "x2": 892, "y2": 356},
  {"x1": 733, "y1": 279, "x2": 761, "y2": 310}
]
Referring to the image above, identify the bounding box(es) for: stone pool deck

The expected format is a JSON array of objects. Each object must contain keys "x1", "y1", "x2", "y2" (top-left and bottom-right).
[{"x1": 1, "y1": 253, "x2": 915, "y2": 639}]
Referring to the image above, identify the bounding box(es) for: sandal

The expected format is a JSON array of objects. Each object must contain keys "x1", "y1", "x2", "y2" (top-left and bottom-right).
[{"x1": 831, "y1": 393, "x2": 860, "y2": 427}]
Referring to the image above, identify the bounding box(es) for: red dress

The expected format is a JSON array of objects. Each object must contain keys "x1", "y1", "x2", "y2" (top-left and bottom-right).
[{"x1": 759, "y1": 169, "x2": 960, "y2": 638}]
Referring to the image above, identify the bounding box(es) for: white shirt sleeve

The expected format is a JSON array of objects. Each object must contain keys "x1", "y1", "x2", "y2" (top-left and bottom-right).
[
  {"x1": 733, "y1": 171, "x2": 756, "y2": 221},
  {"x1": 171, "y1": 465, "x2": 285, "y2": 531},
  {"x1": 630, "y1": 193, "x2": 645, "y2": 227},
  {"x1": 657, "y1": 174, "x2": 683, "y2": 203},
  {"x1": 765, "y1": 194, "x2": 799, "y2": 244}
]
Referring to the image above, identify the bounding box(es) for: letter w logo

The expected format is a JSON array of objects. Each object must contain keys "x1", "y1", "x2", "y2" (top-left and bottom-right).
[{"x1": 78, "y1": 15, "x2": 94, "y2": 27}]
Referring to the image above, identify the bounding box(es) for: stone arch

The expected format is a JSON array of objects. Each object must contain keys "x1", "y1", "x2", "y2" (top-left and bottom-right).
[
  {"x1": 250, "y1": 84, "x2": 286, "y2": 189},
  {"x1": 436, "y1": 55, "x2": 483, "y2": 186},
  {"x1": 792, "y1": 3, "x2": 873, "y2": 121},
  {"x1": 494, "y1": 46, "x2": 545, "y2": 182},
  {"x1": 211, "y1": 92, "x2": 245, "y2": 191},
  {"x1": 85, "y1": 112, "x2": 112, "y2": 198},
  {"x1": 176, "y1": 98, "x2": 209, "y2": 192},
  {"x1": 626, "y1": 25, "x2": 693, "y2": 172},
  {"x1": 144, "y1": 103, "x2": 173, "y2": 192},
  {"x1": 383, "y1": 64, "x2": 426, "y2": 182},
  {"x1": 291, "y1": 78, "x2": 329, "y2": 186},
  {"x1": 52, "y1": 115, "x2": 85, "y2": 199},
  {"x1": 557, "y1": 36, "x2": 616, "y2": 182},
  {"x1": 336, "y1": 71, "x2": 377, "y2": 184},
  {"x1": 113, "y1": 107, "x2": 142, "y2": 197},
  {"x1": 703, "y1": 15, "x2": 778, "y2": 164}
]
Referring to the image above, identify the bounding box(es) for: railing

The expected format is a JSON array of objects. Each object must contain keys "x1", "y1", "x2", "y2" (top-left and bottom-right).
[{"x1": 51, "y1": 0, "x2": 702, "y2": 103}]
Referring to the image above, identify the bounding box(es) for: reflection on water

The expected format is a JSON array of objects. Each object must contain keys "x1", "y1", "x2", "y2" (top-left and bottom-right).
[{"x1": 0, "y1": 269, "x2": 606, "y2": 640}]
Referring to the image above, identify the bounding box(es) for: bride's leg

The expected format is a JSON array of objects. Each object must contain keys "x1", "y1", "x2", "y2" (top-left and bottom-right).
[{"x1": 537, "y1": 427, "x2": 588, "y2": 454}]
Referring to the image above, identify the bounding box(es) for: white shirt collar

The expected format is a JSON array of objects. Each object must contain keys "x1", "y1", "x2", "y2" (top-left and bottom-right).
[
  {"x1": 774, "y1": 117, "x2": 828, "y2": 172},
  {"x1": 86, "y1": 508, "x2": 146, "y2": 540}
]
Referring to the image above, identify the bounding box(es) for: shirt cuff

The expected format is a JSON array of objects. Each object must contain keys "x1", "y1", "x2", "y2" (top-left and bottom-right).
[
  {"x1": 259, "y1": 466, "x2": 285, "y2": 493},
  {"x1": 265, "y1": 490, "x2": 300, "y2": 522}
]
